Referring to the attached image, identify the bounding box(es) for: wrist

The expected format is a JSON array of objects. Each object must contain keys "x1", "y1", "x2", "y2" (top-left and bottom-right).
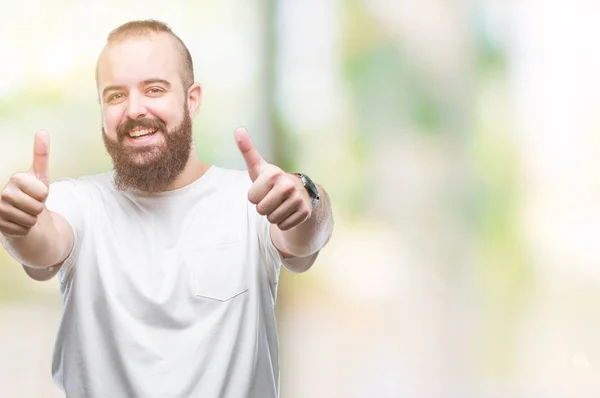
[{"x1": 291, "y1": 173, "x2": 320, "y2": 208}]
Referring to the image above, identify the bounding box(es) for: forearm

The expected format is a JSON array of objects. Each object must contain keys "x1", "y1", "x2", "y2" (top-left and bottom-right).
[
  {"x1": 272, "y1": 185, "x2": 333, "y2": 258},
  {"x1": 1, "y1": 209, "x2": 71, "y2": 269}
]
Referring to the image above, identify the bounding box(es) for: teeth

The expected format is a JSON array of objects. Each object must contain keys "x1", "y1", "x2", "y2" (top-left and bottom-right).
[{"x1": 129, "y1": 129, "x2": 155, "y2": 138}]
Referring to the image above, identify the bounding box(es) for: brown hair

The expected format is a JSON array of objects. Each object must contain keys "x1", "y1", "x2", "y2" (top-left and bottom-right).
[{"x1": 101, "y1": 19, "x2": 194, "y2": 89}]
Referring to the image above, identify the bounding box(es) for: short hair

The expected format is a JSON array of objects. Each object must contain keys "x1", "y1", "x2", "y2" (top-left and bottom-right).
[{"x1": 102, "y1": 19, "x2": 194, "y2": 89}]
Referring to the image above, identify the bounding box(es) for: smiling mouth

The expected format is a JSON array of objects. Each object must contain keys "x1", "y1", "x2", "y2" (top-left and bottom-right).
[{"x1": 128, "y1": 128, "x2": 158, "y2": 139}]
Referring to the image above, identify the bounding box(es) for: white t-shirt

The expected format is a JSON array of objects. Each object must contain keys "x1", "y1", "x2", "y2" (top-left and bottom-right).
[{"x1": 44, "y1": 166, "x2": 283, "y2": 398}]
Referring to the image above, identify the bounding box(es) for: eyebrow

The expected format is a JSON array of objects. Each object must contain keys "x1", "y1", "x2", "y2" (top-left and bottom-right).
[{"x1": 102, "y1": 78, "x2": 172, "y2": 98}]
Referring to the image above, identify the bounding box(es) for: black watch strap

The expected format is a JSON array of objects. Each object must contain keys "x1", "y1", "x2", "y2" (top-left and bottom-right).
[{"x1": 293, "y1": 173, "x2": 320, "y2": 208}]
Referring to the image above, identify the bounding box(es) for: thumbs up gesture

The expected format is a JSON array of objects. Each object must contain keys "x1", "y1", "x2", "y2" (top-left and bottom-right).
[
  {"x1": 235, "y1": 127, "x2": 312, "y2": 231},
  {"x1": 0, "y1": 131, "x2": 51, "y2": 237}
]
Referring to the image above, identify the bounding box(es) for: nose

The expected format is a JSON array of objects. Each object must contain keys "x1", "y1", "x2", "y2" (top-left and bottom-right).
[{"x1": 125, "y1": 91, "x2": 148, "y2": 119}]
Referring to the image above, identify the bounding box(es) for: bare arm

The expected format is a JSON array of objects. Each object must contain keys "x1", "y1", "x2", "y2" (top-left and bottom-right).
[
  {"x1": 270, "y1": 184, "x2": 333, "y2": 272},
  {"x1": 2, "y1": 209, "x2": 73, "y2": 281},
  {"x1": 0, "y1": 130, "x2": 74, "y2": 281},
  {"x1": 234, "y1": 127, "x2": 334, "y2": 273}
]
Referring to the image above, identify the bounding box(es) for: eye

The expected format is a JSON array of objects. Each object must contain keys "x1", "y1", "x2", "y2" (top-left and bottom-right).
[
  {"x1": 147, "y1": 87, "x2": 165, "y2": 96},
  {"x1": 107, "y1": 93, "x2": 125, "y2": 103}
]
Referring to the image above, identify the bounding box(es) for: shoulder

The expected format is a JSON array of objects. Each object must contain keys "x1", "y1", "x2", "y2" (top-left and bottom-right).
[
  {"x1": 50, "y1": 171, "x2": 112, "y2": 186},
  {"x1": 205, "y1": 166, "x2": 255, "y2": 217},
  {"x1": 211, "y1": 166, "x2": 250, "y2": 183},
  {"x1": 209, "y1": 166, "x2": 252, "y2": 192},
  {"x1": 48, "y1": 171, "x2": 117, "y2": 204}
]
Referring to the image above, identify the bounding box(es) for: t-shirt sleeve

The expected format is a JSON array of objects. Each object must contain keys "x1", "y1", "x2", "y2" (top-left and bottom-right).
[
  {"x1": 45, "y1": 178, "x2": 86, "y2": 283},
  {"x1": 255, "y1": 211, "x2": 283, "y2": 287}
]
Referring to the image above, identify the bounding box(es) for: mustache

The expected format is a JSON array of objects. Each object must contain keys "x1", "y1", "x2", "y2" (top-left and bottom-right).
[{"x1": 116, "y1": 118, "x2": 167, "y2": 140}]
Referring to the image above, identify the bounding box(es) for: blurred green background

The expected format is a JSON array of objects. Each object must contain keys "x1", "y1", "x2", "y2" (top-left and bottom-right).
[{"x1": 2, "y1": 0, "x2": 600, "y2": 397}]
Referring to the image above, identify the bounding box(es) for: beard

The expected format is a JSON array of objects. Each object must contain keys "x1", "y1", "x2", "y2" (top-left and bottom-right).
[{"x1": 102, "y1": 105, "x2": 193, "y2": 193}]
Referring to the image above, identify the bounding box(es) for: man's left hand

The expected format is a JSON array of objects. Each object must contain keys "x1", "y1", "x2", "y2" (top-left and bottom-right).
[{"x1": 235, "y1": 127, "x2": 312, "y2": 231}]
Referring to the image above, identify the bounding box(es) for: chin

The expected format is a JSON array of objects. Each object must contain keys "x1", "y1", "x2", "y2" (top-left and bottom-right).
[{"x1": 129, "y1": 152, "x2": 160, "y2": 165}]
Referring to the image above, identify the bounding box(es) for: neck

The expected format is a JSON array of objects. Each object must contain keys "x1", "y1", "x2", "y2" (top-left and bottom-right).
[{"x1": 166, "y1": 150, "x2": 210, "y2": 191}]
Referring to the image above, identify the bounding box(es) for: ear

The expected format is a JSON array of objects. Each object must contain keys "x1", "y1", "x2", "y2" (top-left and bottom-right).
[{"x1": 187, "y1": 83, "x2": 202, "y2": 118}]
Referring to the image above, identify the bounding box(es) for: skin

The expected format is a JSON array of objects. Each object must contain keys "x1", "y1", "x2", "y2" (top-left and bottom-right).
[{"x1": 0, "y1": 31, "x2": 333, "y2": 281}]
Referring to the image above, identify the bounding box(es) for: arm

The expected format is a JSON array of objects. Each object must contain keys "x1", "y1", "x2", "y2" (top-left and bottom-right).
[
  {"x1": 270, "y1": 183, "x2": 333, "y2": 272},
  {"x1": 0, "y1": 130, "x2": 74, "y2": 281},
  {"x1": 1, "y1": 207, "x2": 73, "y2": 268},
  {"x1": 3, "y1": 209, "x2": 74, "y2": 281},
  {"x1": 235, "y1": 127, "x2": 334, "y2": 273}
]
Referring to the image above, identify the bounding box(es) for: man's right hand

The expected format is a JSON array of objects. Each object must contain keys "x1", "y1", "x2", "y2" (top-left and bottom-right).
[{"x1": 0, "y1": 130, "x2": 51, "y2": 238}]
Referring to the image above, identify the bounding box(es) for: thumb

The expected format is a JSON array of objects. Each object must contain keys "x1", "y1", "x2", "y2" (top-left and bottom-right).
[
  {"x1": 31, "y1": 130, "x2": 50, "y2": 187},
  {"x1": 234, "y1": 127, "x2": 265, "y2": 182}
]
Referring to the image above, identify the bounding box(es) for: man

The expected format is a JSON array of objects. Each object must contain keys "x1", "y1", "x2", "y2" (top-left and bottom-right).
[{"x1": 0, "y1": 20, "x2": 333, "y2": 398}]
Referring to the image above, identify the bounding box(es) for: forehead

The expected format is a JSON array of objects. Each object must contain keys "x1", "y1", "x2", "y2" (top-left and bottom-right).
[{"x1": 97, "y1": 33, "x2": 182, "y2": 91}]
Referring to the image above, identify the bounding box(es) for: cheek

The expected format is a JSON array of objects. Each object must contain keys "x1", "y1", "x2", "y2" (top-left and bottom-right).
[
  {"x1": 102, "y1": 107, "x2": 123, "y2": 136},
  {"x1": 151, "y1": 99, "x2": 186, "y2": 127}
]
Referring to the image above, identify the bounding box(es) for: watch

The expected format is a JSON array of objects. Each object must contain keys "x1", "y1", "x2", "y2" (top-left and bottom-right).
[{"x1": 293, "y1": 173, "x2": 320, "y2": 208}]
